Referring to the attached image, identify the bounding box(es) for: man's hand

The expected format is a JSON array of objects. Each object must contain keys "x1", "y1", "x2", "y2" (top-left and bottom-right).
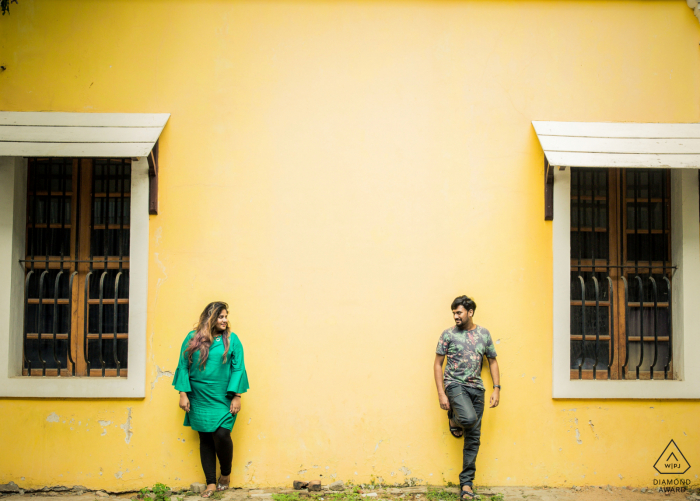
[
  {"x1": 230, "y1": 395, "x2": 241, "y2": 415},
  {"x1": 434, "y1": 354, "x2": 450, "y2": 411},
  {"x1": 487, "y1": 357, "x2": 500, "y2": 408},
  {"x1": 489, "y1": 388, "x2": 500, "y2": 408},
  {"x1": 438, "y1": 393, "x2": 451, "y2": 411},
  {"x1": 179, "y1": 392, "x2": 191, "y2": 412}
]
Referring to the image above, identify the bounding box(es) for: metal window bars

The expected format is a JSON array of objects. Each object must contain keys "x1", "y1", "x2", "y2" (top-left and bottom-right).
[
  {"x1": 570, "y1": 168, "x2": 673, "y2": 380},
  {"x1": 21, "y1": 159, "x2": 130, "y2": 377}
]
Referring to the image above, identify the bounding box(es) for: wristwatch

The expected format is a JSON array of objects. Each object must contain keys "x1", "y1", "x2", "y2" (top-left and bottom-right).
[{"x1": 493, "y1": 385, "x2": 501, "y2": 389}]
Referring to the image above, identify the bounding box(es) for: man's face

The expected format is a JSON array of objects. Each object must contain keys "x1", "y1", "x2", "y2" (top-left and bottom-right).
[{"x1": 452, "y1": 305, "x2": 473, "y2": 328}]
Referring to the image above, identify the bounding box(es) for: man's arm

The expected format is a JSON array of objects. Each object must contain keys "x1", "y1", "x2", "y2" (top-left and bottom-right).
[
  {"x1": 434, "y1": 354, "x2": 450, "y2": 411},
  {"x1": 488, "y1": 357, "x2": 500, "y2": 408}
]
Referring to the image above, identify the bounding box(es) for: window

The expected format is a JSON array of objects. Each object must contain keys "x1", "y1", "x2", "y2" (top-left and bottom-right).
[
  {"x1": 534, "y1": 120, "x2": 700, "y2": 398},
  {"x1": 551, "y1": 166, "x2": 700, "y2": 399},
  {"x1": 569, "y1": 168, "x2": 673, "y2": 380},
  {"x1": 0, "y1": 111, "x2": 166, "y2": 397},
  {"x1": 0, "y1": 155, "x2": 149, "y2": 398},
  {"x1": 22, "y1": 158, "x2": 131, "y2": 377}
]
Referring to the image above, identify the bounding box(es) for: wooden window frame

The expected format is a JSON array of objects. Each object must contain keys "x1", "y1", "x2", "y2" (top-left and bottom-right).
[
  {"x1": 569, "y1": 168, "x2": 673, "y2": 381},
  {"x1": 22, "y1": 158, "x2": 131, "y2": 377}
]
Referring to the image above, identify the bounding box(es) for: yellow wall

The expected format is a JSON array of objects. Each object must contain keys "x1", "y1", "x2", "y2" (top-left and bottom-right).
[{"x1": 1, "y1": 0, "x2": 699, "y2": 491}]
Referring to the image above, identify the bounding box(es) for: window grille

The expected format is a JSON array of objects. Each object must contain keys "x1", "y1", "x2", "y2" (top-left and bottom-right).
[
  {"x1": 22, "y1": 158, "x2": 130, "y2": 377},
  {"x1": 570, "y1": 168, "x2": 673, "y2": 380}
]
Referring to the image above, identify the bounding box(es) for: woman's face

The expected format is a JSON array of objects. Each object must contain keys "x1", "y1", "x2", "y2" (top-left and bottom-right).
[{"x1": 215, "y1": 309, "x2": 228, "y2": 332}]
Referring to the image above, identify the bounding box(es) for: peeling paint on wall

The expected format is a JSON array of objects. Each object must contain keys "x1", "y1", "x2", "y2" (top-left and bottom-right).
[
  {"x1": 46, "y1": 413, "x2": 60, "y2": 423},
  {"x1": 98, "y1": 420, "x2": 112, "y2": 436},
  {"x1": 120, "y1": 408, "x2": 133, "y2": 444}
]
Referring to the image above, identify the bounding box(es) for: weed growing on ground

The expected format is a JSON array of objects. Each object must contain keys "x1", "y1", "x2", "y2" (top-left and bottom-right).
[
  {"x1": 153, "y1": 483, "x2": 172, "y2": 501},
  {"x1": 428, "y1": 486, "x2": 503, "y2": 501},
  {"x1": 328, "y1": 492, "x2": 363, "y2": 501},
  {"x1": 272, "y1": 493, "x2": 301, "y2": 501},
  {"x1": 275, "y1": 492, "x2": 387, "y2": 501},
  {"x1": 134, "y1": 484, "x2": 172, "y2": 501},
  {"x1": 427, "y1": 488, "x2": 459, "y2": 501},
  {"x1": 274, "y1": 487, "x2": 503, "y2": 501}
]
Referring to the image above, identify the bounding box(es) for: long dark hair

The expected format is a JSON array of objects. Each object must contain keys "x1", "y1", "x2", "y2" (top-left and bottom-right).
[{"x1": 184, "y1": 301, "x2": 230, "y2": 370}]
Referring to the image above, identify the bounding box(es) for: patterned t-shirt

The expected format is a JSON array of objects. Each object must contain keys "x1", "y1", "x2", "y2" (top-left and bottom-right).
[{"x1": 436, "y1": 325, "x2": 497, "y2": 390}]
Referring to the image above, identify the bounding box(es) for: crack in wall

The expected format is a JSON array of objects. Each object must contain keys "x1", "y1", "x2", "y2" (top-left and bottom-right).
[{"x1": 151, "y1": 366, "x2": 174, "y2": 391}]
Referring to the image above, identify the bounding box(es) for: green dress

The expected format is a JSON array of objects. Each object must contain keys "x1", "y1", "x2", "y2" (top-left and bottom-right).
[{"x1": 173, "y1": 331, "x2": 250, "y2": 432}]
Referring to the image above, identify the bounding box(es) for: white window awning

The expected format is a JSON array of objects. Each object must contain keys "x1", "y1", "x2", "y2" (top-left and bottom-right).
[
  {"x1": 533, "y1": 121, "x2": 700, "y2": 169},
  {"x1": 0, "y1": 112, "x2": 169, "y2": 157}
]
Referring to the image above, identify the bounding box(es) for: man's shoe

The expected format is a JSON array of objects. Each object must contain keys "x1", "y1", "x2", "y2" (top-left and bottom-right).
[
  {"x1": 460, "y1": 487, "x2": 479, "y2": 499},
  {"x1": 448, "y1": 410, "x2": 463, "y2": 438}
]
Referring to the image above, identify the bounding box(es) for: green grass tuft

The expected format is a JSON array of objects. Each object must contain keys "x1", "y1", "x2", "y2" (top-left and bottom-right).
[{"x1": 272, "y1": 493, "x2": 302, "y2": 501}]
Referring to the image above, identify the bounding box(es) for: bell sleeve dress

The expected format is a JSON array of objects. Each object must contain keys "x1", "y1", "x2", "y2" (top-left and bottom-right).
[{"x1": 173, "y1": 331, "x2": 250, "y2": 432}]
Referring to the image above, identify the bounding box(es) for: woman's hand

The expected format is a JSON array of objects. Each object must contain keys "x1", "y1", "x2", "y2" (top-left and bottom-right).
[
  {"x1": 230, "y1": 395, "x2": 241, "y2": 415},
  {"x1": 179, "y1": 392, "x2": 191, "y2": 412}
]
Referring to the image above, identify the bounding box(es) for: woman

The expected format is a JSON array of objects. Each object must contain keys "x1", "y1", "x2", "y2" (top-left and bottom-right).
[{"x1": 173, "y1": 302, "x2": 250, "y2": 498}]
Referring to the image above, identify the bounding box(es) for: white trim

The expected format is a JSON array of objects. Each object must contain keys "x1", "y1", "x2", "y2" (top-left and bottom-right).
[
  {"x1": 552, "y1": 168, "x2": 700, "y2": 399},
  {"x1": 0, "y1": 125, "x2": 163, "y2": 143},
  {"x1": 533, "y1": 121, "x2": 700, "y2": 138},
  {"x1": 0, "y1": 142, "x2": 155, "y2": 157},
  {"x1": 0, "y1": 158, "x2": 27, "y2": 382},
  {"x1": 0, "y1": 112, "x2": 169, "y2": 127},
  {"x1": 0, "y1": 157, "x2": 149, "y2": 398},
  {"x1": 533, "y1": 121, "x2": 700, "y2": 169},
  {"x1": 539, "y1": 137, "x2": 700, "y2": 154},
  {"x1": 543, "y1": 152, "x2": 700, "y2": 169},
  {"x1": 0, "y1": 112, "x2": 169, "y2": 158}
]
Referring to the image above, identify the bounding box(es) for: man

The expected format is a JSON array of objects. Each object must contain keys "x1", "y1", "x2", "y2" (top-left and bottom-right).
[{"x1": 433, "y1": 295, "x2": 500, "y2": 499}]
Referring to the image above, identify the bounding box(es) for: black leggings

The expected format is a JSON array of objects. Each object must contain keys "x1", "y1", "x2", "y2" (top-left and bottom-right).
[{"x1": 198, "y1": 427, "x2": 233, "y2": 485}]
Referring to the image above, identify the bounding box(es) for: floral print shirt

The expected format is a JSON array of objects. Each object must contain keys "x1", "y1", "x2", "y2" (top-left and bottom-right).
[{"x1": 436, "y1": 325, "x2": 497, "y2": 390}]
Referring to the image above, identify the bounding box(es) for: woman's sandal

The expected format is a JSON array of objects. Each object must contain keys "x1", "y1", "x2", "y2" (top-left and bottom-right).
[
  {"x1": 217, "y1": 476, "x2": 230, "y2": 491},
  {"x1": 448, "y1": 410, "x2": 463, "y2": 438},
  {"x1": 201, "y1": 489, "x2": 216, "y2": 499}
]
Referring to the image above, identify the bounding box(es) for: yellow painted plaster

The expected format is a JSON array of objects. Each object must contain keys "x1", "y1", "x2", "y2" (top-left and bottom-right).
[{"x1": 1, "y1": 0, "x2": 699, "y2": 491}]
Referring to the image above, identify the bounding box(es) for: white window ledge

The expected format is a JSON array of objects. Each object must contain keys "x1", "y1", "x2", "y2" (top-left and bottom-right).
[
  {"x1": 0, "y1": 157, "x2": 149, "y2": 398},
  {"x1": 552, "y1": 167, "x2": 700, "y2": 399}
]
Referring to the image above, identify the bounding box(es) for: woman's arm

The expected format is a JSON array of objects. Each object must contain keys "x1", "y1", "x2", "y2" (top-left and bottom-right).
[
  {"x1": 226, "y1": 335, "x2": 250, "y2": 397},
  {"x1": 173, "y1": 332, "x2": 195, "y2": 406}
]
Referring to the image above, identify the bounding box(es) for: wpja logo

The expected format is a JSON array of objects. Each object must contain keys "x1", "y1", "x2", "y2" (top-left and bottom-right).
[{"x1": 651, "y1": 440, "x2": 691, "y2": 493}]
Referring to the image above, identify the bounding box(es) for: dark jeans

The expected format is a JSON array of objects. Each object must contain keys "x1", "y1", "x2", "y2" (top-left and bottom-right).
[
  {"x1": 198, "y1": 427, "x2": 233, "y2": 485},
  {"x1": 446, "y1": 384, "x2": 485, "y2": 488}
]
